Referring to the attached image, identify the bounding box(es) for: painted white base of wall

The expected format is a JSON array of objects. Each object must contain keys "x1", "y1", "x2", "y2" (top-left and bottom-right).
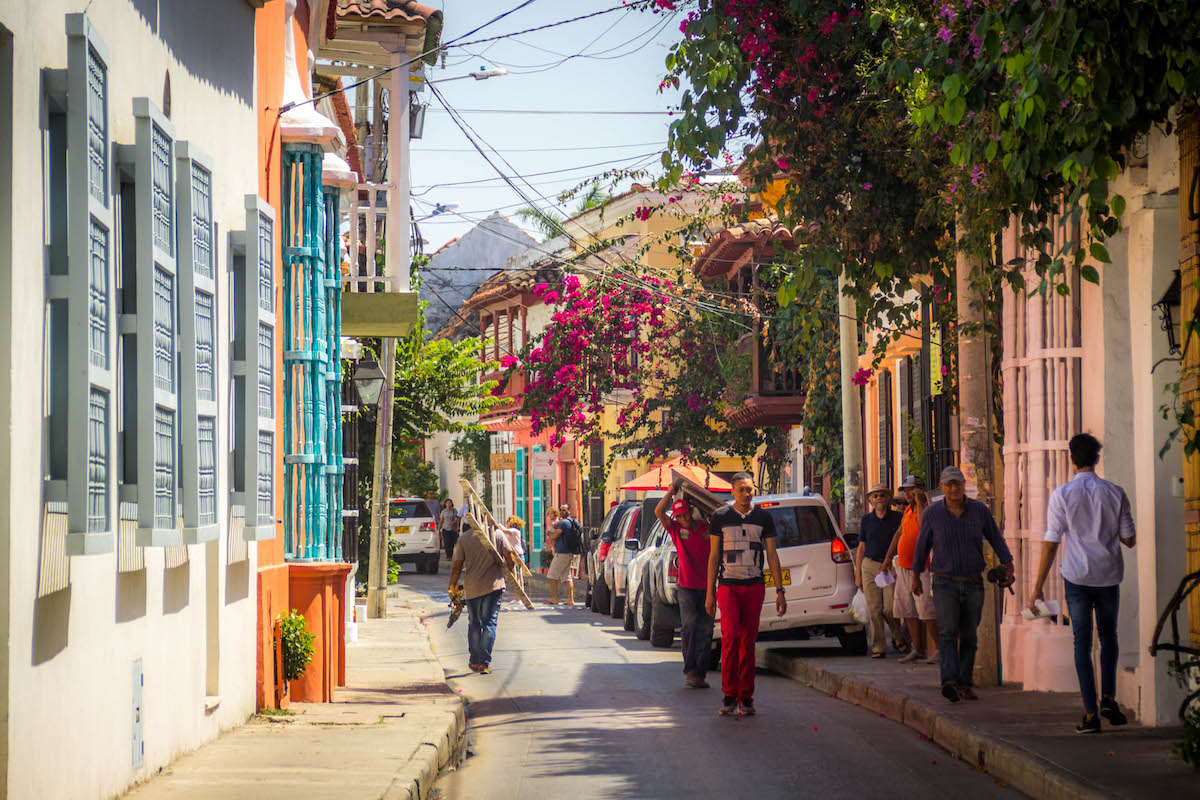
[{"x1": 1001, "y1": 621, "x2": 1078, "y2": 694}]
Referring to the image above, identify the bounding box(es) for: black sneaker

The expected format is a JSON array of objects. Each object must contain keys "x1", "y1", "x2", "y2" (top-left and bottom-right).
[
  {"x1": 719, "y1": 696, "x2": 738, "y2": 716},
  {"x1": 941, "y1": 683, "x2": 962, "y2": 703},
  {"x1": 737, "y1": 699, "x2": 756, "y2": 716},
  {"x1": 1100, "y1": 698, "x2": 1128, "y2": 726},
  {"x1": 1076, "y1": 713, "x2": 1101, "y2": 734}
]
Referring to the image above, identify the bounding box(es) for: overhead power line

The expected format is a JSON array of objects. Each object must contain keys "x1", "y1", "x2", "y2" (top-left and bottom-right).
[
  {"x1": 426, "y1": 108, "x2": 673, "y2": 116},
  {"x1": 413, "y1": 141, "x2": 666, "y2": 153}
]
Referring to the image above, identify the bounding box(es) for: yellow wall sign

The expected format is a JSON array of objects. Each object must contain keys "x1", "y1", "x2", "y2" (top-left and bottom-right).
[{"x1": 490, "y1": 452, "x2": 516, "y2": 471}]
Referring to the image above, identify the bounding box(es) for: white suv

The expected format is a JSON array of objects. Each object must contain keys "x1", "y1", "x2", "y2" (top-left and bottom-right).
[
  {"x1": 709, "y1": 492, "x2": 865, "y2": 653},
  {"x1": 389, "y1": 498, "x2": 440, "y2": 574}
]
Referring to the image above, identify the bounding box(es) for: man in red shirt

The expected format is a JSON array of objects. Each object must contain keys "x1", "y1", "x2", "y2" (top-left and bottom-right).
[{"x1": 656, "y1": 482, "x2": 715, "y2": 688}]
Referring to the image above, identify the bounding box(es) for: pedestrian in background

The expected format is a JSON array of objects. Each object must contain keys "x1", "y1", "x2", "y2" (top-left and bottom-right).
[
  {"x1": 501, "y1": 515, "x2": 527, "y2": 594},
  {"x1": 546, "y1": 504, "x2": 582, "y2": 606},
  {"x1": 655, "y1": 481, "x2": 714, "y2": 689},
  {"x1": 913, "y1": 466, "x2": 1014, "y2": 703},
  {"x1": 440, "y1": 498, "x2": 461, "y2": 563},
  {"x1": 884, "y1": 475, "x2": 938, "y2": 664},
  {"x1": 1029, "y1": 433, "x2": 1135, "y2": 734},
  {"x1": 448, "y1": 519, "x2": 518, "y2": 675},
  {"x1": 856, "y1": 482, "x2": 908, "y2": 658},
  {"x1": 706, "y1": 473, "x2": 786, "y2": 717}
]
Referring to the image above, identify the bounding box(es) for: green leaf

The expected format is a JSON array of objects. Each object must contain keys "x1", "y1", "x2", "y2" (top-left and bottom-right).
[
  {"x1": 1094, "y1": 154, "x2": 1119, "y2": 181},
  {"x1": 1111, "y1": 194, "x2": 1126, "y2": 218},
  {"x1": 1167, "y1": 69, "x2": 1185, "y2": 93},
  {"x1": 999, "y1": 101, "x2": 1010, "y2": 120},
  {"x1": 943, "y1": 95, "x2": 967, "y2": 126},
  {"x1": 950, "y1": 142, "x2": 967, "y2": 166},
  {"x1": 1080, "y1": 264, "x2": 1099, "y2": 284},
  {"x1": 870, "y1": 11, "x2": 884, "y2": 32},
  {"x1": 985, "y1": 140, "x2": 998, "y2": 161},
  {"x1": 1089, "y1": 242, "x2": 1111, "y2": 263},
  {"x1": 942, "y1": 74, "x2": 963, "y2": 99}
]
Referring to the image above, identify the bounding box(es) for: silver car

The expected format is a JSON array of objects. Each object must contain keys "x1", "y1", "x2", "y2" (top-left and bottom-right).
[{"x1": 388, "y1": 497, "x2": 441, "y2": 574}]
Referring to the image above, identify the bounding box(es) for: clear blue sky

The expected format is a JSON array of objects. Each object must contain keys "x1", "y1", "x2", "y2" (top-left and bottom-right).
[{"x1": 408, "y1": 0, "x2": 683, "y2": 251}]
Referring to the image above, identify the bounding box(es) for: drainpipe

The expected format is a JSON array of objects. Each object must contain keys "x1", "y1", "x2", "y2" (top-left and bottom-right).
[
  {"x1": 957, "y1": 236, "x2": 1001, "y2": 687},
  {"x1": 839, "y1": 273, "x2": 864, "y2": 536}
]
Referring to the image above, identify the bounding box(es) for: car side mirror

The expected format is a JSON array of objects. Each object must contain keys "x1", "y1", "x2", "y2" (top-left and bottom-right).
[{"x1": 624, "y1": 539, "x2": 639, "y2": 552}]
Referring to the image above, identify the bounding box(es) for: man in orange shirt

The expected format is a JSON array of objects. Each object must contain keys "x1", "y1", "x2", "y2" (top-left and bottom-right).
[{"x1": 884, "y1": 475, "x2": 938, "y2": 664}]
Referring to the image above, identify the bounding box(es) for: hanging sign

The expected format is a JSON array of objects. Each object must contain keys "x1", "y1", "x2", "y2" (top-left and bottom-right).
[
  {"x1": 929, "y1": 323, "x2": 944, "y2": 397},
  {"x1": 489, "y1": 452, "x2": 516, "y2": 471},
  {"x1": 532, "y1": 451, "x2": 558, "y2": 481}
]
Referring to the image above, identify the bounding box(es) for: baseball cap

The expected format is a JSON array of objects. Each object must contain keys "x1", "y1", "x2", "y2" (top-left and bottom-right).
[{"x1": 939, "y1": 465, "x2": 966, "y2": 484}]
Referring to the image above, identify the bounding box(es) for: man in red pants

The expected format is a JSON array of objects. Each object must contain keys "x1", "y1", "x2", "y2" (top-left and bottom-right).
[{"x1": 705, "y1": 473, "x2": 786, "y2": 716}]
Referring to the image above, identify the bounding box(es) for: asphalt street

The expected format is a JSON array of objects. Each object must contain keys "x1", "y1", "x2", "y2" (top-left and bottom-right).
[{"x1": 396, "y1": 570, "x2": 1023, "y2": 800}]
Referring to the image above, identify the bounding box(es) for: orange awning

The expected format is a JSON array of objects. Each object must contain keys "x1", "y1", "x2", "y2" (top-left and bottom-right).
[{"x1": 618, "y1": 457, "x2": 732, "y2": 492}]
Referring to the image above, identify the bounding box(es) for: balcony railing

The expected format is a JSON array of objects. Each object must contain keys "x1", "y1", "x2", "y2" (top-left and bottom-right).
[{"x1": 339, "y1": 183, "x2": 418, "y2": 338}]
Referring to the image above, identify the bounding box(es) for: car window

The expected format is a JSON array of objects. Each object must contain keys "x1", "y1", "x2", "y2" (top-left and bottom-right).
[
  {"x1": 770, "y1": 505, "x2": 836, "y2": 548},
  {"x1": 601, "y1": 505, "x2": 632, "y2": 542},
  {"x1": 621, "y1": 508, "x2": 640, "y2": 538},
  {"x1": 390, "y1": 501, "x2": 427, "y2": 519}
]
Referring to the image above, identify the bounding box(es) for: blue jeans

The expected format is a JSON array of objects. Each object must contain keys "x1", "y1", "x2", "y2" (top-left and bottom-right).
[
  {"x1": 466, "y1": 588, "x2": 503, "y2": 667},
  {"x1": 1063, "y1": 579, "x2": 1120, "y2": 715},
  {"x1": 932, "y1": 577, "x2": 984, "y2": 688},
  {"x1": 677, "y1": 588, "x2": 714, "y2": 678}
]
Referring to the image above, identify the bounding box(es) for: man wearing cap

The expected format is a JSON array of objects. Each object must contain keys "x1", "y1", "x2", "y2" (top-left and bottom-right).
[
  {"x1": 913, "y1": 465, "x2": 1014, "y2": 702},
  {"x1": 884, "y1": 475, "x2": 938, "y2": 664},
  {"x1": 856, "y1": 482, "x2": 908, "y2": 658},
  {"x1": 656, "y1": 481, "x2": 714, "y2": 688}
]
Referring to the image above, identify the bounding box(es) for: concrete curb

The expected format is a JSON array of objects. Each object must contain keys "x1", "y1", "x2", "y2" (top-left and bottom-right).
[
  {"x1": 524, "y1": 570, "x2": 591, "y2": 599},
  {"x1": 758, "y1": 649, "x2": 1110, "y2": 800},
  {"x1": 381, "y1": 700, "x2": 468, "y2": 800}
]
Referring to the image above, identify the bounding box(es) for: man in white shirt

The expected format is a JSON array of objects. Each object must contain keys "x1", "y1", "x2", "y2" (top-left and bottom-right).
[{"x1": 1029, "y1": 433, "x2": 1136, "y2": 734}]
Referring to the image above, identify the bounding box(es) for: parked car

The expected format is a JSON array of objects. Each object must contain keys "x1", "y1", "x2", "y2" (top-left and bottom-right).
[
  {"x1": 587, "y1": 501, "x2": 638, "y2": 613},
  {"x1": 603, "y1": 505, "x2": 646, "y2": 618},
  {"x1": 643, "y1": 491, "x2": 865, "y2": 654},
  {"x1": 388, "y1": 497, "x2": 440, "y2": 574},
  {"x1": 625, "y1": 521, "x2": 674, "y2": 641}
]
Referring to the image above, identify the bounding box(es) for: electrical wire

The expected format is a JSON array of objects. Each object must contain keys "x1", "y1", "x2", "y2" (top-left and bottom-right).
[
  {"x1": 410, "y1": 152, "x2": 660, "y2": 193},
  {"x1": 425, "y1": 108, "x2": 673, "y2": 115},
  {"x1": 289, "y1": 1, "x2": 642, "y2": 112},
  {"x1": 412, "y1": 141, "x2": 666, "y2": 153}
]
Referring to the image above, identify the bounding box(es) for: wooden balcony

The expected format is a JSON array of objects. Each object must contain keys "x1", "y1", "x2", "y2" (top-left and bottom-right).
[{"x1": 721, "y1": 334, "x2": 805, "y2": 428}]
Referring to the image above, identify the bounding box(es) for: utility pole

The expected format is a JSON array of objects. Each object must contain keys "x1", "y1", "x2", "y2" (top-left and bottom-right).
[
  {"x1": 956, "y1": 236, "x2": 1001, "y2": 686},
  {"x1": 367, "y1": 49, "x2": 414, "y2": 619},
  {"x1": 839, "y1": 273, "x2": 864, "y2": 537}
]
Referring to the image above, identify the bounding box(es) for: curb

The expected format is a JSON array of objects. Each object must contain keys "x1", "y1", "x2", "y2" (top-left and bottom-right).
[
  {"x1": 757, "y1": 649, "x2": 1109, "y2": 800},
  {"x1": 525, "y1": 571, "x2": 591, "y2": 598},
  {"x1": 381, "y1": 699, "x2": 468, "y2": 800}
]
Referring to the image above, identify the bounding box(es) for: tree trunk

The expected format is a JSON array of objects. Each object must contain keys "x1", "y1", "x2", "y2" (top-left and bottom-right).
[
  {"x1": 957, "y1": 239, "x2": 1000, "y2": 687},
  {"x1": 839, "y1": 273, "x2": 864, "y2": 536}
]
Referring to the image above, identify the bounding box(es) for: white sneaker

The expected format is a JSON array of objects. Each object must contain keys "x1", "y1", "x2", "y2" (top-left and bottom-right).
[{"x1": 898, "y1": 650, "x2": 923, "y2": 664}]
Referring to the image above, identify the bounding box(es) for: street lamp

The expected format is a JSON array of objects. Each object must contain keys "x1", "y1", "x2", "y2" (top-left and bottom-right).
[
  {"x1": 427, "y1": 67, "x2": 509, "y2": 85},
  {"x1": 352, "y1": 359, "x2": 386, "y2": 407},
  {"x1": 1154, "y1": 270, "x2": 1182, "y2": 356},
  {"x1": 412, "y1": 68, "x2": 508, "y2": 139}
]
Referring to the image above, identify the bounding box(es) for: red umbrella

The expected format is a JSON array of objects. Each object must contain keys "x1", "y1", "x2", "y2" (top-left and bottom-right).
[{"x1": 618, "y1": 457, "x2": 732, "y2": 492}]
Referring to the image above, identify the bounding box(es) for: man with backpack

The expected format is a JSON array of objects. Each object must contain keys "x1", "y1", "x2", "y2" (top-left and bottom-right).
[{"x1": 547, "y1": 504, "x2": 583, "y2": 606}]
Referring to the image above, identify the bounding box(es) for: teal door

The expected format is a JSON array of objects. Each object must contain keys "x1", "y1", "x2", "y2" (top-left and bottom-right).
[
  {"x1": 530, "y1": 444, "x2": 545, "y2": 561},
  {"x1": 516, "y1": 447, "x2": 528, "y2": 562}
]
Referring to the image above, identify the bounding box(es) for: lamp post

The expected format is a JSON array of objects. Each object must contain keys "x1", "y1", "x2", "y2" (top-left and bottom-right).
[
  {"x1": 357, "y1": 353, "x2": 395, "y2": 621},
  {"x1": 352, "y1": 359, "x2": 385, "y2": 406}
]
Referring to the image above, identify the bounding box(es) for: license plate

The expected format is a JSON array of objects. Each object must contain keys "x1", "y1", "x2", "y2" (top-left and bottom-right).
[
  {"x1": 763, "y1": 569, "x2": 791, "y2": 587},
  {"x1": 395, "y1": 526, "x2": 410, "y2": 534}
]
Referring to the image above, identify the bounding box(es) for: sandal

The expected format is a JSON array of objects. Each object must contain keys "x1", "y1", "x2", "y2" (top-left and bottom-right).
[{"x1": 871, "y1": 652, "x2": 886, "y2": 659}]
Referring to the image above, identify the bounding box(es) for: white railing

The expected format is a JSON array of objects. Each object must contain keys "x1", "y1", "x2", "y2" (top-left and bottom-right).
[{"x1": 344, "y1": 183, "x2": 402, "y2": 293}]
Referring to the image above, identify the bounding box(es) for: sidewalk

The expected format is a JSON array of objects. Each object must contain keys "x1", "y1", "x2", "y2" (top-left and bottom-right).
[
  {"x1": 757, "y1": 644, "x2": 1196, "y2": 799},
  {"x1": 124, "y1": 588, "x2": 465, "y2": 800}
]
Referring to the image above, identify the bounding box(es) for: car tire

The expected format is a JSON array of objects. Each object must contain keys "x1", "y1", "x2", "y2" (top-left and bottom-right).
[
  {"x1": 649, "y1": 600, "x2": 674, "y2": 648},
  {"x1": 609, "y1": 582, "x2": 624, "y2": 619},
  {"x1": 623, "y1": 589, "x2": 636, "y2": 632},
  {"x1": 591, "y1": 575, "x2": 606, "y2": 613},
  {"x1": 837, "y1": 626, "x2": 869, "y2": 655},
  {"x1": 427, "y1": 555, "x2": 440, "y2": 575},
  {"x1": 634, "y1": 590, "x2": 652, "y2": 640}
]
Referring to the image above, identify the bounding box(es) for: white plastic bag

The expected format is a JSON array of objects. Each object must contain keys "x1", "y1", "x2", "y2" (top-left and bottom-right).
[
  {"x1": 850, "y1": 589, "x2": 869, "y2": 625},
  {"x1": 874, "y1": 570, "x2": 895, "y2": 588}
]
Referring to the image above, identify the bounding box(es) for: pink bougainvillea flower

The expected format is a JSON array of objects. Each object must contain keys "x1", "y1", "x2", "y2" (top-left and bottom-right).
[
  {"x1": 941, "y1": 364, "x2": 949, "y2": 376},
  {"x1": 852, "y1": 368, "x2": 873, "y2": 386},
  {"x1": 937, "y1": 27, "x2": 953, "y2": 44},
  {"x1": 775, "y1": 157, "x2": 791, "y2": 170},
  {"x1": 863, "y1": 182, "x2": 873, "y2": 191},
  {"x1": 499, "y1": 355, "x2": 519, "y2": 369},
  {"x1": 533, "y1": 282, "x2": 548, "y2": 297}
]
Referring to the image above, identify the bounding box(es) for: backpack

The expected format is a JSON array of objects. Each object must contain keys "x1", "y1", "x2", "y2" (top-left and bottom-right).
[{"x1": 561, "y1": 518, "x2": 583, "y2": 554}]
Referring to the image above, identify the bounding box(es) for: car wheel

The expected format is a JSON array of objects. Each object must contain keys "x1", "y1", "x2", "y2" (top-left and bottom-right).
[
  {"x1": 635, "y1": 590, "x2": 652, "y2": 640},
  {"x1": 590, "y1": 575, "x2": 604, "y2": 612},
  {"x1": 610, "y1": 582, "x2": 624, "y2": 619},
  {"x1": 428, "y1": 556, "x2": 439, "y2": 575},
  {"x1": 837, "y1": 626, "x2": 869, "y2": 655},
  {"x1": 623, "y1": 589, "x2": 636, "y2": 631},
  {"x1": 649, "y1": 600, "x2": 674, "y2": 648}
]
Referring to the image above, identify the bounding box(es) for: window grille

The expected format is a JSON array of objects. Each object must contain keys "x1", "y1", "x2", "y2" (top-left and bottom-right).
[
  {"x1": 122, "y1": 97, "x2": 180, "y2": 547},
  {"x1": 232, "y1": 195, "x2": 276, "y2": 541},
  {"x1": 175, "y1": 142, "x2": 219, "y2": 543},
  {"x1": 195, "y1": 290, "x2": 215, "y2": 400},
  {"x1": 52, "y1": 14, "x2": 115, "y2": 555},
  {"x1": 197, "y1": 416, "x2": 216, "y2": 526}
]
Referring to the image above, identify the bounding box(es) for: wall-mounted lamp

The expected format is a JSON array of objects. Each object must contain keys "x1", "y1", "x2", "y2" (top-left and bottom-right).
[
  {"x1": 1154, "y1": 270, "x2": 1182, "y2": 356},
  {"x1": 352, "y1": 359, "x2": 386, "y2": 407}
]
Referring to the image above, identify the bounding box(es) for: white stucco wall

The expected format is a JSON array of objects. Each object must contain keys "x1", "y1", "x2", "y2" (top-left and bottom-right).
[{"x1": 1, "y1": 2, "x2": 261, "y2": 796}]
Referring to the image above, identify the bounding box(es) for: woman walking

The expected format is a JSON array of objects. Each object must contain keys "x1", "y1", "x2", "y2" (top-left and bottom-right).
[{"x1": 440, "y1": 498, "x2": 461, "y2": 562}]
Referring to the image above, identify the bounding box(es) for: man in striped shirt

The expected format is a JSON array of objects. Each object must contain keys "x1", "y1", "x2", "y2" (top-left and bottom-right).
[{"x1": 913, "y1": 465, "x2": 1013, "y2": 703}]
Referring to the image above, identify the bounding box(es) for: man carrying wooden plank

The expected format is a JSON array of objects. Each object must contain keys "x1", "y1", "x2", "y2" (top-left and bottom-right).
[{"x1": 448, "y1": 522, "x2": 519, "y2": 674}]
